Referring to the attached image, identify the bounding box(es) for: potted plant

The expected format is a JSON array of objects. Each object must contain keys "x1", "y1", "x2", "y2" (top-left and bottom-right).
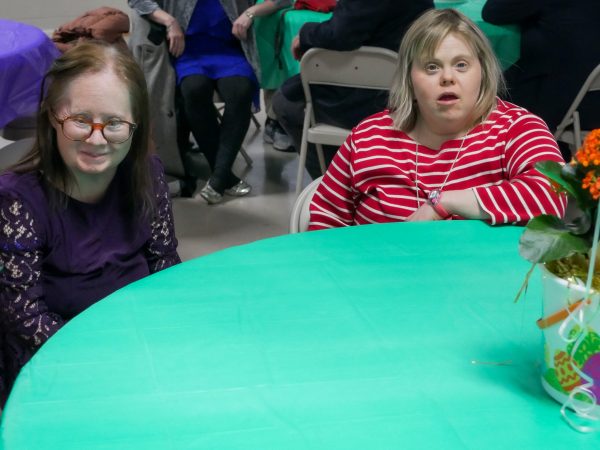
[{"x1": 518, "y1": 129, "x2": 600, "y2": 431}]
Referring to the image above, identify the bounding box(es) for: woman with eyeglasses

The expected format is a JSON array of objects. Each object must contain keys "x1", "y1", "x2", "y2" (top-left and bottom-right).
[{"x1": 0, "y1": 40, "x2": 180, "y2": 406}]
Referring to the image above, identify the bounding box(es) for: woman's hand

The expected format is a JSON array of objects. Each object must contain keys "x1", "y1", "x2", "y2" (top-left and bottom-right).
[
  {"x1": 232, "y1": 12, "x2": 253, "y2": 40},
  {"x1": 406, "y1": 190, "x2": 490, "y2": 222},
  {"x1": 291, "y1": 35, "x2": 303, "y2": 60},
  {"x1": 166, "y1": 19, "x2": 185, "y2": 57},
  {"x1": 147, "y1": 10, "x2": 186, "y2": 57},
  {"x1": 406, "y1": 202, "x2": 443, "y2": 222}
]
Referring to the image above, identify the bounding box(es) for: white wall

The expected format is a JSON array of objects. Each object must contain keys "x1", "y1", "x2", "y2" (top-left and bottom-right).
[{"x1": 1, "y1": 0, "x2": 130, "y2": 33}]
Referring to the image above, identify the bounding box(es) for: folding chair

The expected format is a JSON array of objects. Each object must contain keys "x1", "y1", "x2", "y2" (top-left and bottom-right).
[
  {"x1": 289, "y1": 176, "x2": 323, "y2": 233},
  {"x1": 0, "y1": 137, "x2": 34, "y2": 171},
  {"x1": 554, "y1": 63, "x2": 600, "y2": 153},
  {"x1": 295, "y1": 46, "x2": 398, "y2": 195}
]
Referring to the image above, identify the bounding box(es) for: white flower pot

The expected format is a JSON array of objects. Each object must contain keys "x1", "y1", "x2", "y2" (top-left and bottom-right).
[{"x1": 539, "y1": 264, "x2": 600, "y2": 412}]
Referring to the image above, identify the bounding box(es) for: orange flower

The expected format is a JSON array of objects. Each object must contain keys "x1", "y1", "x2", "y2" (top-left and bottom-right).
[
  {"x1": 520, "y1": 128, "x2": 600, "y2": 269},
  {"x1": 576, "y1": 130, "x2": 600, "y2": 198},
  {"x1": 576, "y1": 129, "x2": 600, "y2": 168},
  {"x1": 582, "y1": 170, "x2": 600, "y2": 199}
]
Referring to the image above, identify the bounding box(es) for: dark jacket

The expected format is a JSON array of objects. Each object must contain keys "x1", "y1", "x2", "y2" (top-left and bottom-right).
[
  {"x1": 283, "y1": 0, "x2": 433, "y2": 128},
  {"x1": 482, "y1": 0, "x2": 600, "y2": 132},
  {"x1": 298, "y1": 0, "x2": 431, "y2": 54}
]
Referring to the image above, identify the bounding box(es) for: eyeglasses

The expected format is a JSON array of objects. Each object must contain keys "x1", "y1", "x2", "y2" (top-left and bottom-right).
[{"x1": 53, "y1": 114, "x2": 137, "y2": 144}]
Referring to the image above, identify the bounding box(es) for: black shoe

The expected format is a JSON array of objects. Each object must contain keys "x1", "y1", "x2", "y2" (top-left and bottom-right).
[
  {"x1": 180, "y1": 178, "x2": 197, "y2": 198},
  {"x1": 272, "y1": 123, "x2": 295, "y2": 152}
]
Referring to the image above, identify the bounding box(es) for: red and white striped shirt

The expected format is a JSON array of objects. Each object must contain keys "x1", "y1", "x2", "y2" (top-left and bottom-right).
[{"x1": 308, "y1": 100, "x2": 566, "y2": 230}]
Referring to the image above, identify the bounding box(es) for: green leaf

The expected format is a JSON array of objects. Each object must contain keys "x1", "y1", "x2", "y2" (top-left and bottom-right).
[
  {"x1": 559, "y1": 163, "x2": 596, "y2": 211},
  {"x1": 535, "y1": 161, "x2": 580, "y2": 199},
  {"x1": 535, "y1": 160, "x2": 596, "y2": 215},
  {"x1": 519, "y1": 215, "x2": 590, "y2": 263}
]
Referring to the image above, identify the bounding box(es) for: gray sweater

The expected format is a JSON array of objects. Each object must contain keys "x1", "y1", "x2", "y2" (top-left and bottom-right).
[{"x1": 128, "y1": 0, "x2": 292, "y2": 79}]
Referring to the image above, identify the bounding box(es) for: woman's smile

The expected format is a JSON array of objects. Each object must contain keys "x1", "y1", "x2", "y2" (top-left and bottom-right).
[
  {"x1": 52, "y1": 70, "x2": 133, "y2": 181},
  {"x1": 79, "y1": 148, "x2": 110, "y2": 160}
]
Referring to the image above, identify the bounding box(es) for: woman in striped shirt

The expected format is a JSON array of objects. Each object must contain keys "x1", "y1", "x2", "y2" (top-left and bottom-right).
[{"x1": 308, "y1": 9, "x2": 566, "y2": 230}]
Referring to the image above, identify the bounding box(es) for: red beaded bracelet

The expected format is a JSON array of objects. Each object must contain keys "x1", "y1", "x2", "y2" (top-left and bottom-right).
[{"x1": 427, "y1": 190, "x2": 451, "y2": 219}]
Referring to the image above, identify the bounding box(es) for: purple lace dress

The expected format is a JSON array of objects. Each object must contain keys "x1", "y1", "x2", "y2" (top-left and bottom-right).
[{"x1": 0, "y1": 155, "x2": 180, "y2": 405}]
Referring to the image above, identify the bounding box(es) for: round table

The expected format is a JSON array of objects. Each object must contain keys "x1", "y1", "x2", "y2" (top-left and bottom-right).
[
  {"x1": 1, "y1": 221, "x2": 598, "y2": 449},
  {"x1": 0, "y1": 20, "x2": 60, "y2": 129}
]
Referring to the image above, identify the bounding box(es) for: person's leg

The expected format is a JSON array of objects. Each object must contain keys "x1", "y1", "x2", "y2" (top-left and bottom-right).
[
  {"x1": 263, "y1": 89, "x2": 277, "y2": 122},
  {"x1": 210, "y1": 76, "x2": 254, "y2": 192},
  {"x1": 272, "y1": 88, "x2": 337, "y2": 179},
  {"x1": 262, "y1": 89, "x2": 277, "y2": 144},
  {"x1": 264, "y1": 89, "x2": 293, "y2": 150},
  {"x1": 174, "y1": 86, "x2": 200, "y2": 197},
  {"x1": 179, "y1": 75, "x2": 219, "y2": 172},
  {"x1": 272, "y1": 87, "x2": 304, "y2": 153}
]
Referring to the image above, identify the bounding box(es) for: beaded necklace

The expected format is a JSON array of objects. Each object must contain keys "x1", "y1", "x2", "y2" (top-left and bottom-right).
[{"x1": 414, "y1": 134, "x2": 467, "y2": 208}]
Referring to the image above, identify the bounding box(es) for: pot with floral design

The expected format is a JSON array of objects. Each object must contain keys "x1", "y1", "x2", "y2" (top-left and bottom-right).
[
  {"x1": 519, "y1": 130, "x2": 600, "y2": 428},
  {"x1": 538, "y1": 264, "x2": 600, "y2": 410}
]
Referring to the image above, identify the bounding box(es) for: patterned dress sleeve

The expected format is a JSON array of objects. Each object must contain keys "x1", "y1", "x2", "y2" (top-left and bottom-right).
[
  {"x1": 145, "y1": 158, "x2": 181, "y2": 273},
  {"x1": 0, "y1": 194, "x2": 64, "y2": 351}
]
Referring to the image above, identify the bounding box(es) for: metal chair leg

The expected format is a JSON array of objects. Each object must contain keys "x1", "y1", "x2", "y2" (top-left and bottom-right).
[
  {"x1": 250, "y1": 113, "x2": 261, "y2": 130},
  {"x1": 239, "y1": 146, "x2": 253, "y2": 166},
  {"x1": 296, "y1": 104, "x2": 313, "y2": 196},
  {"x1": 315, "y1": 143, "x2": 327, "y2": 175}
]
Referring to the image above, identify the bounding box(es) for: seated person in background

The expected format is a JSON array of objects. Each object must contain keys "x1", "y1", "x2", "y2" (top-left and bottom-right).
[
  {"x1": 231, "y1": 0, "x2": 294, "y2": 152},
  {"x1": 231, "y1": 0, "x2": 292, "y2": 41},
  {"x1": 0, "y1": 41, "x2": 180, "y2": 406},
  {"x1": 308, "y1": 9, "x2": 566, "y2": 231},
  {"x1": 482, "y1": 0, "x2": 600, "y2": 159},
  {"x1": 129, "y1": 0, "x2": 262, "y2": 204},
  {"x1": 272, "y1": 0, "x2": 434, "y2": 179}
]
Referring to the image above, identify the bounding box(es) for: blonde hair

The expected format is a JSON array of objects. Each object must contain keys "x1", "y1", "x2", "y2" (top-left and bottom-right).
[{"x1": 388, "y1": 9, "x2": 505, "y2": 131}]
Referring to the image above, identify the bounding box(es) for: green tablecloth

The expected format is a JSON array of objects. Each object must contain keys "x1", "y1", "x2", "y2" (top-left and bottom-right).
[
  {"x1": 255, "y1": 0, "x2": 520, "y2": 89},
  {"x1": 2, "y1": 221, "x2": 598, "y2": 449},
  {"x1": 254, "y1": 6, "x2": 332, "y2": 89}
]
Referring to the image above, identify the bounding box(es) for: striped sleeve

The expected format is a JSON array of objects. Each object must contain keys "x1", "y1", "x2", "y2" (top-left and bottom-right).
[
  {"x1": 308, "y1": 133, "x2": 356, "y2": 230},
  {"x1": 472, "y1": 113, "x2": 567, "y2": 225}
]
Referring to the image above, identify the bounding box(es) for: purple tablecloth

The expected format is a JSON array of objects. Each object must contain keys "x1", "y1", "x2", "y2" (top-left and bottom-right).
[{"x1": 0, "y1": 19, "x2": 60, "y2": 129}]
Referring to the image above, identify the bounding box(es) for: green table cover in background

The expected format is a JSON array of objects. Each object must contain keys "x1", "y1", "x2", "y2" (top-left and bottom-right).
[
  {"x1": 255, "y1": 0, "x2": 520, "y2": 89},
  {"x1": 254, "y1": 5, "x2": 332, "y2": 89},
  {"x1": 2, "y1": 221, "x2": 598, "y2": 449}
]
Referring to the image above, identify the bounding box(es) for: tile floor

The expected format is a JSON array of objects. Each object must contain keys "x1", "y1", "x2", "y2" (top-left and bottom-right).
[
  {"x1": 172, "y1": 107, "x2": 311, "y2": 261},
  {"x1": 0, "y1": 106, "x2": 311, "y2": 262}
]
